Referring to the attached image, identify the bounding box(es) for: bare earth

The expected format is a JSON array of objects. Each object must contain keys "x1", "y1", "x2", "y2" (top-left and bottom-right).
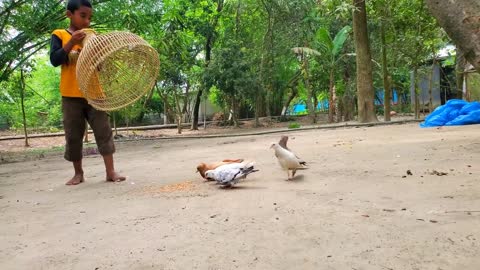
[{"x1": 0, "y1": 123, "x2": 479, "y2": 270}]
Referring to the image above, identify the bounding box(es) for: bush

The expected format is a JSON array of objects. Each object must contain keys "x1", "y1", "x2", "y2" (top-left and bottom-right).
[{"x1": 288, "y1": 122, "x2": 301, "y2": 129}]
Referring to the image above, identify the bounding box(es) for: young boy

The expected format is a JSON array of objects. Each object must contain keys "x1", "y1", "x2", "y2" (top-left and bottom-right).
[{"x1": 50, "y1": 0, "x2": 125, "y2": 185}]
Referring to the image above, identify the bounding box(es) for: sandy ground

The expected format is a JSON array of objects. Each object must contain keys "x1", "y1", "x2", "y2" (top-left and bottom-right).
[{"x1": 1, "y1": 123, "x2": 479, "y2": 270}]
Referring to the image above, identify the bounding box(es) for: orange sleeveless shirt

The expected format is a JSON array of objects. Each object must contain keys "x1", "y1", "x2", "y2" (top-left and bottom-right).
[{"x1": 52, "y1": 29, "x2": 84, "y2": 98}]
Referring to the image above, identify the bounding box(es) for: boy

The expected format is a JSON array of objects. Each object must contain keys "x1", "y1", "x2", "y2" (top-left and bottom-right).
[{"x1": 50, "y1": 0, "x2": 125, "y2": 185}]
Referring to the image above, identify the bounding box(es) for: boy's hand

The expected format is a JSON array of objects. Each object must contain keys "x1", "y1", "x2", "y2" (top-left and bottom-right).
[{"x1": 70, "y1": 30, "x2": 86, "y2": 45}]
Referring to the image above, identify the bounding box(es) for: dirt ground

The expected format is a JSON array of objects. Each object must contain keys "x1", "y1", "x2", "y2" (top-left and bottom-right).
[{"x1": 1, "y1": 122, "x2": 479, "y2": 270}]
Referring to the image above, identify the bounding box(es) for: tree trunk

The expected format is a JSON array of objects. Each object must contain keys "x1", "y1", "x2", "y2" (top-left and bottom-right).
[
  {"x1": 282, "y1": 87, "x2": 297, "y2": 117},
  {"x1": 20, "y1": 69, "x2": 29, "y2": 147},
  {"x1": 113, "y1": 112, "x2": 118, "y2": 137},
  {"x1": 176, "y1": 115, "x2": 182, "y2": 134},
  {"x1": 163, "y1": 99, "x2": 168, "y2": 125},
  {"x1": 465, "y1": 74, "x2": 471, "y2": 101},
  {"x1": 232, "y1": 98, "x2": 239, "y2": 128},
  {"x1": 428, "y1": 56, "x2": 436, "y2": 112},
  {"x1": 301, "y1": 53, "x2": 316, "y2": 123},
  {"x1": 343, "y1": 62, "x2": 355, "y2": 121},
  {"x1": 413, "y1": 66, "x2": 420, "y2": 119},
  {"x1": 261, "y1": 0, "x2": 274, "y2": 118},
  {"x1": 380, "y1": 19, "x2": 391, "y2": 121},
  {"x1": 328, "y1": 68, "x2": 335, "y2": 123},
  {"x1": 254, "y1": 94, "x2": 260, "y2": 127},
  {"x1": 173, "y1": 91, "x2": 183, "y2": 134},
  {"x1": 456, "y1": 49, "x2": 466, "y2": 99},
  {"x1": 425, "y1": 0, "x2": 480, "y2": 73},
  {"x1": 353, "y1": 0, "x2": 378, "y2": 123}
]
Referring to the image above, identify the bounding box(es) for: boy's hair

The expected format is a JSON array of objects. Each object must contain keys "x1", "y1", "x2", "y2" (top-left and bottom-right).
[{"x1": 67, "y1": 0, "x2": 92, "y2": 13}]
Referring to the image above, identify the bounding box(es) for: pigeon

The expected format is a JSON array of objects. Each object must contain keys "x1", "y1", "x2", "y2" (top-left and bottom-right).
[
  {"x1": 270, "y1": 142, "x2": 308, "y2": 180},
  {"x1": 204, "y1": 161, "x2": 258, "y2": 187},
  {"x1": 196, "y1": 159, "x2": 244, "y2": 180},
  {"x1": 278, "y1": 135, "x2": 306, "y2": 166}
]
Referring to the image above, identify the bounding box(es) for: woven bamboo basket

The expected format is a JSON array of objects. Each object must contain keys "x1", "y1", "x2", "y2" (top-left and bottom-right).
[{"x1": 76, "y1": 30, "x2": 160, "y2": 111}]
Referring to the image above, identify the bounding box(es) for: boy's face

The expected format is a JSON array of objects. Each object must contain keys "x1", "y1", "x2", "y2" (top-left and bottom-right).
[{"x1": 67, "y1": 6, "x2": 92, "y2": 30}]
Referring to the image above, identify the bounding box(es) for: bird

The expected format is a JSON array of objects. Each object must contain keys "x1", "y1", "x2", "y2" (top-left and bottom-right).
[
  {"x1": 196, "y1": 159, "x2": 244, "y2": 180},
  {"x1": 270, "y1": 142, "x2": 308, "y2": 180},
  {"x1": 204, "y1": 161, "x2": 258, "y2": 187},
  {"x1": 278, "y1": 135, "x2": 307, "y2": 166}
]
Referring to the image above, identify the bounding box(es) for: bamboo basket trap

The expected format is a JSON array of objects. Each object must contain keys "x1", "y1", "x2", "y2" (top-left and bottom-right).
[{"x1": 76, "y1": 30, "x2": 160, "y2": 111}]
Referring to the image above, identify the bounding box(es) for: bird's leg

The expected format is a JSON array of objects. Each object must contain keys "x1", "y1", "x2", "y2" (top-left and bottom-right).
[
  {"x1": 292, "y1": 169, "x2": 297, "y2": 178},
  {"x1": 287, "y1": 170, "x2": 291, "y2": 181}
]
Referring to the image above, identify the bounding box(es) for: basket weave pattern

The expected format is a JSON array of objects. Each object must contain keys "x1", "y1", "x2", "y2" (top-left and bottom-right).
[{"x1": 76, "y1": 31, "x2": 160, "y2": 111}]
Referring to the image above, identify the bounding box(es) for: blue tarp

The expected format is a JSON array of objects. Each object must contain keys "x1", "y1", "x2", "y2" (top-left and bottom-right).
[
  {"x1": 375, "y1": 89, "x2": 399, "y2": 105},
  {"x1": 420, "y1": 99, "x2": 480, "y2": 127},
  {"x1": 291, "y1": 100, "x2": 329, "y2": 114}
]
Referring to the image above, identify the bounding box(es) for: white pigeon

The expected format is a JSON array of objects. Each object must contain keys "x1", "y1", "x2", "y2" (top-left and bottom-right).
[
  {"x1": 204, "y1": 161, "x2": 258, "y2": 187},
  {"x1": 270, "y1": 142, "x2": 308, "y2": 180},
  {"x1": 279, "y1": 135, "x2": 307, "y2": 166}
]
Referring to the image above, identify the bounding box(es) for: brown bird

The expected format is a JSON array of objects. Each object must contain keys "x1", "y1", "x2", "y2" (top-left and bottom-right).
[
  {"x1": 196, "y1": 159, "x2": 244, "y2": 180},
  {"x1": 278, "y1": 135, "x2": 306, "y2": 166}
]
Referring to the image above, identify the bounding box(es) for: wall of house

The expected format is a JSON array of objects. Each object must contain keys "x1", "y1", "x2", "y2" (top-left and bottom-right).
[
  {"x1": 185, "y1": 98, "x2": 222, "y2": 121},
  {"x1": 410, "y1": 64, "x2": 442, "y2": 108}
]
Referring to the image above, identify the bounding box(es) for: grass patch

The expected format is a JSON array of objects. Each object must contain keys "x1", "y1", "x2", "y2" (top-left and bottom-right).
[{"x1": 288, "y1": 122, "x2": 301, "y2": 129}]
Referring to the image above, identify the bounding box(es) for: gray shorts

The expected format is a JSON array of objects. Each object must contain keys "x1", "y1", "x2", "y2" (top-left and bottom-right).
[{"x1": 62, "y1": 97, "x2": 115, "y2": 161}]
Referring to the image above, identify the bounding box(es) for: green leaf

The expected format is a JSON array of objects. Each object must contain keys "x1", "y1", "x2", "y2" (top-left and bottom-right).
[
  {"x1": 332, "y1": 25, "x2": 351, "y2": 57},
  {"x1": 315, "y1": 28, "x2": 333, "y2": 54}
]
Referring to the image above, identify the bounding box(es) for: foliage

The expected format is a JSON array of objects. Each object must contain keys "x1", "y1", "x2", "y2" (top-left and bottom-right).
[
  {"x1": 0, "y1": 0, "x2": 453, "y2": 132},
  {"x1": 288, "y1": 122, "x2": 301, "y2": 129}
]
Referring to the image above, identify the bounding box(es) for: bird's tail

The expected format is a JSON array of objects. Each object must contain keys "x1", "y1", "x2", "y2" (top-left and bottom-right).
[{"x1": 241, "y1": 166, "x2": 259, "y2": 176}]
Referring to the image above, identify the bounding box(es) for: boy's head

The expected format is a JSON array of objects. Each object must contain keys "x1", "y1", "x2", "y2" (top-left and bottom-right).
[{"x1": 66, "y1": 0, "x2": 92, "y2": 30}]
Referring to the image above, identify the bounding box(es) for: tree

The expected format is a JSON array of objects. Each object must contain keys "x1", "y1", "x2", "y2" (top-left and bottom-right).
[
  {"x1": 425, "y1": 0, "x2": 480, "y2": 73},
  {"x1": 353, "y1": 0, "x2": 377, "y2": 123},
  {"x1": 292, "y1": 26, "x2": 352, "y2": 123},
  {"x1": 191, "y1": 0, "x2": 225, "y2": 130},
  {"x1": 0, "y1": 0, "x2": 64, "y2": 82}
]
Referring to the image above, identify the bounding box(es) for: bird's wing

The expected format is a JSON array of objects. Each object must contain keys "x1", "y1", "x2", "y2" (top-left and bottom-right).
[
  {"x1": 222, "y1": 158, "x2": 244, "y2": 163},
  {"x1": 276, "y1": 147, "x2": 304, "y2": 169},
  {"x1": 278, "y1": 136, "x2": 306, "y2": 165},
  {"x1": 216, "y1": 168, "x2": 242, "y2": 185},
  {"x1": 215, "y1": 162, "x2": 244, "y2": 171}
]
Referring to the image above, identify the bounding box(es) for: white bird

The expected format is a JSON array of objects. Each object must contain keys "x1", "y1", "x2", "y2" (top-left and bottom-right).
[
  {"x1": 204, "y1": 161, "x2": 258, "y2": 187},
  {"x1": 278, "y1": 135, "x2": 307, "y2": 166},
  {"x1": 270, "y1": 142, "x2": 308, "y2": 180}
]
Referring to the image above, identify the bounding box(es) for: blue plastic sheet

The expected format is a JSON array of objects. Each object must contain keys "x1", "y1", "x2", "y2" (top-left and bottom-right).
[{"x1": 420, "y1": 99, "x2": 480, "y2": 127}]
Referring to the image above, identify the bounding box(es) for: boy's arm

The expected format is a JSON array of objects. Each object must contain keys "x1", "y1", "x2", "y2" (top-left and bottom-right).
[
  {"x1": 49, "y1": 34, "x2": 69, "y2": 67},
  {"x1": 49, "y1": 31, "x2": 86, "y2": 67}
]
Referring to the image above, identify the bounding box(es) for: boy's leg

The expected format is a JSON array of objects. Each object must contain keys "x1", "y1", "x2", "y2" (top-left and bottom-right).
[
  {"x1": 102, "y1": 154, "x2": 126, "y2": 182},
  {"x1": 86, "y1": 105, "x2": 126, "y2": 182},
  {"x1": 62, "y1": 97, "x2": 86, "y2": 185},
  {"x1": 68, "y1": 160, "x2": 84, "y2": 185}
]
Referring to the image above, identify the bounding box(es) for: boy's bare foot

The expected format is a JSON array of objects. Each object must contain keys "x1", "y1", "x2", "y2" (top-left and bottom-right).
[
  {"x1": 66, "y1": 174, "x2": 85, "y2": 185},
  {"x1": 106, "y1": 171, "x2": 126, "y2": 182}
]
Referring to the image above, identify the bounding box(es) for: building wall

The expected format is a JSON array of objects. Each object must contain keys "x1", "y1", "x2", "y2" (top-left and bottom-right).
[
  {"x1": 410, "y1": 64, "x2": 442, "y2": 108},
  {"x1": 185, "y1": 96, "x2": 222, "y2": 121}
]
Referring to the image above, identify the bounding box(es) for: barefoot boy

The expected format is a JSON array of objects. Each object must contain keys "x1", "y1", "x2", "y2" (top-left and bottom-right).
[{"x1": 50, "y1": 0, "x2": 125, "y2": 185}]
